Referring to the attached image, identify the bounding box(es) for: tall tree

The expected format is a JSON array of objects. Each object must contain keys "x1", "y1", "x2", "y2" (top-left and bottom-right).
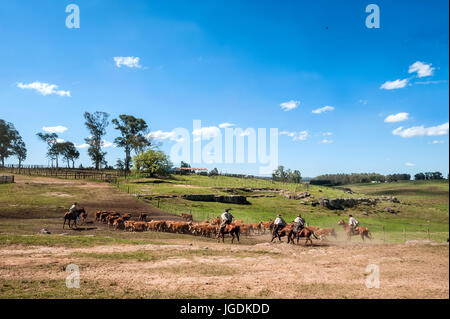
[
  {"x1": 112, "y1": 114, "x2": 151, "y2": 171},
  {"x1": 84, "y1": 111, "x2": 110, "y2": 170},
  {"x1": 59, "y1": 142, "x2": 80, "y2": 168},
  {"x1": 0, "y1": 119, "x2": 23, "y2": 167},
  {"x1": 132, "y1": 149, "x2": 173, "y2": 177},
  {"x1": 12, "y1": 137, "x2": 27, "y2": 168},
  {"x1": 37, "y1": 132, "x2": 59, "y2": 167}
]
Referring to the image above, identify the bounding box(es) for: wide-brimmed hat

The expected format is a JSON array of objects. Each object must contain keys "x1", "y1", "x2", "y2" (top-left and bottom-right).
[
  {"x1": 225, "y1": 208, "x2": 232, "y2": 212},
  {"x1": 277, "y1": 214, "x2": 282, "y2": 217}
]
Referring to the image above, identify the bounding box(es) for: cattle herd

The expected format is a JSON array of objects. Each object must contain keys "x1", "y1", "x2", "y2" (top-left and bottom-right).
[{"x1": 78, "y1": 210, "x2": 338, "y2": 244}]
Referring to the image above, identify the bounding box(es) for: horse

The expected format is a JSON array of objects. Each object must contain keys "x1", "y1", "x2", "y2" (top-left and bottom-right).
[
  {"x1": 337, "y1": 220, "x2": 372, "y2": 241},
  {"x1": 217, "y1": 223, "x2": 240, "y2": 243},
  {"x1": 63, "y1": 208, "x2": 86, "y2": 229},
  {"x1": 270, "y1": 223, "x2": 293, "y2": 242},
  {"x1": 287, "y1": 227, "x2": 318, "y2": 245}
]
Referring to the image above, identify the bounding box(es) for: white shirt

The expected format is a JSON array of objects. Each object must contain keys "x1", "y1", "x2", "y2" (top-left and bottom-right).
[
  {"x1": 349, "y1": 217, "x2": 358, "y2": 226},
  {"x1": 221, "y1": 212, "x2": 232, "y2": 221},
  {"x1": 294, "y1": 217, "x2": 305, "y2": 225},
  {"x1": 274, "y1": 217, "x2": 286, "y2": 226},
  {"x1": 70, "y1": 204, "x2": 77, "y2": 211}
]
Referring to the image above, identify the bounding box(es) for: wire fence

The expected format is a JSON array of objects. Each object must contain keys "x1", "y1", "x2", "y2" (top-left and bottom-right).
[{"x1": 0, "y1": 175, "x2": 14, "y2": 184}]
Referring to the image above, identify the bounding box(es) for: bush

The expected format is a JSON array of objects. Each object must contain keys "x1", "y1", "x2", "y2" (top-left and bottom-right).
[{"x1": 131, "y1": 149, "x2": 173, "y2": 177}]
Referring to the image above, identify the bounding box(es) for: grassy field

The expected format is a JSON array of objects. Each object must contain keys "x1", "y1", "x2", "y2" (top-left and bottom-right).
[{"x1": 117, "y1": 175, "x2": 449, "y2": 243}]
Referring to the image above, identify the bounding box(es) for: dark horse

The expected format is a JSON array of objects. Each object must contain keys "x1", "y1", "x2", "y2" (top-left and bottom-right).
[
  {"x1": 63, "y1": 208, "x2": 87, "y2": 229},
  {"x1": 217, "y1": 223, "x2": 241, "y2": 243}
]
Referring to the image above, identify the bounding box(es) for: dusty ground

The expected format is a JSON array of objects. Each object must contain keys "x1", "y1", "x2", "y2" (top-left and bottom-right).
[{"x1": 0, "y1": 239, "x2": 448, "y2": 298}]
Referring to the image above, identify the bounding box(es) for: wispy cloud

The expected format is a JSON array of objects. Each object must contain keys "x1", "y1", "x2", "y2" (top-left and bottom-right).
[
  {"x1": 280, "y1": 130, "x2": 308, "y2": 141},
  {"x1": 392, "y1": 122, "x2": 449, "y2": 138},
  {"x1": 114, "y1": 56, "x2": 142, "y2": 68},
  {"x1": 312, "y1": 105, "x2": 334, "y2": 114},
  {"x1": 192, "y1": 126, "x2": 221, "y2": 140},
  {"x1": 415, "y1": 80, "x2": 448, "y2": 85},
  {"x1": 319, "y1": 139, "x2": 334, "y2": 144},
  {"x1": 380, "y1": 79, "x2": 408, "y2": 90},
  {"x1": 75, "y1": 143, "x2": 89, "y2": 149},
  {"x1": 219, "y1": 122, "x2": 235, "y2": 128},
  {"x1": 147, "y1": 130, "x2": 184, "y2": 143},
  {"x1": 42, "y1": 125, "x2": 68, "y2": 133},
  {"x1": 408, "y1": 61, "x2": 435, "y2": 78},
  {"x1": 102, "y1": 140, "x2": 116, "y2": 148},
  {"x1": 431, "y1": 140, "x2": 445, "y2": 144},
  {"x1": 280, "y1": 100, "x2": 300, "y2": 111},
  {"x1": 17, "y1": 82, "x2": 71, "y2": 97},
  {"x1": 405, "y1": 162, "x2": 416, "y2": 167},
  {"x1": 384, "y1": 112, "x2": 409, "y2": 123}
]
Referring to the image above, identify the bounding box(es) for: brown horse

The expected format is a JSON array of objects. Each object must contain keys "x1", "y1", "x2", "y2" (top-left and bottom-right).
[
  {"x1": 337, "y1": 220, "x2": 372, "y2": 241},
  {"x1": 63, "y1": 208, "x2": 86, "y2": 229},
  {"x1": 217, "y1": 223, "x2": 240, "y2": 243},
  {"x1": 270, "y1": 223, "x2": 294, "y2": 242},
  {"x1": 288, "y1": 227, "x2": 318, "y2": 245}
]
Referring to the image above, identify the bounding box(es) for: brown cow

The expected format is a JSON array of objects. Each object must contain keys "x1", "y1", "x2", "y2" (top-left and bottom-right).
[
  {"x1": 139, "y1": 213, "x2": 148, "y2": 221},
  {"x1": 113, "y1": 218, "x2": 125, "y2": 230},
  {"x1": 314, "y1": 227, "x2": 337, "y2": 241},
  {"x1": 122, "y1": 213, "x2": 132, "y2": 221},
  {"x1": 124, "y1": 221, "x2": 135, "y2": 232},
  {"x1": 181, "y1": 213, "x2": 193, "y2": 221},
  {"x1": 133, "y1": 221, "x2": 148, "y2": 232}
]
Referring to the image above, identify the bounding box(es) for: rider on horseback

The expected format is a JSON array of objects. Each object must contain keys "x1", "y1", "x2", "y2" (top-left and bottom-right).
[
  {"x1": 69, "y1": 202, "x2": 78, "y2": 214},
  {"x1": 273, "y1": 214, "x2": 286, "y2": 236},
  {"x1": 294, "y1": 214, "x2": 305, "y2": 233},
  {"x1": 220, "y1": 209, "x2": 233, "y2": 232},
  {"x1": 348, "y1": 214, "x2": 360, "y2": 234}
]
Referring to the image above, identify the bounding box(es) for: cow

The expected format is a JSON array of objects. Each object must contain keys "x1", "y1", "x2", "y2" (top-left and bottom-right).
[
  {"x1": 181, "y1": 213, "x2": 193, "y2": 221},
  {"x1": 113, "y1": 218, "x2": 125, "y2": 230},
  {"x1": 124, "y1": 221, "x2": 135, "y2": 232},
  {"x1": 139, "y1": 213, "x2": 148, "y2": 221},
  {"x1": 314, "y1": 227, "x2": 337, "y2": 241},
  {"x1": 122, "y1": 213, "x2": 132, "y2": 221},
  {"x1": 133, "y1": 221, "x2": 148, "y2": 232}
]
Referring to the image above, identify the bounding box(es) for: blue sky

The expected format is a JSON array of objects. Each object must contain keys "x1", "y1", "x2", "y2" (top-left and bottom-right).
[{"x1": 0, "y1": 0, "x2": 448, "y2": 177}]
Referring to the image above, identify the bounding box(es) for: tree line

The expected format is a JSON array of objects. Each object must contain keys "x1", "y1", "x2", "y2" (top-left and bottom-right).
[
  {"x1": 414, "y1": 172, "x2": 445, "y2": 180},
  {"x1": 311, "y1": 173, "x2": 411, "y2": 185}
]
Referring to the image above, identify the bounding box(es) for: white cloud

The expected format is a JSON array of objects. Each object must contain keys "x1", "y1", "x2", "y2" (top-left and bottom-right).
[
  {"x1": 55, "y1": 138, "x2": 64, "y2": 143},
  {"x1": 312, "y1": 106, "x2": 334, "y2": 114},
  {"x1": 147, "y1": 130, "x2": 184, "y2": 143},
  {"x1": 431, "y1": 140, "x2": 445, "y2": 144},
  {"x1": 114, "y1": 56, "x2": 142, "y2": 68},
  {"x1": 415, "y1": 80, "x2": 447, "y2": 85},
  {"x1": 280, "y1": 100, "x2": 300, "y2": 111},
  {"x1": 42, "y1": 125, "x2": 68, "y2": 133},
  {"x1": 405, "y1": 162, "x2": 416, "y2": 167},
  {"x1": 322, "y1": 132, "x2": 333, "y2": 136},
  {"x1": 219, "y1": 122, "x2": 235, "y2": 128},
  {"x1": 392, "y1": 122, "x2": 449, "y2": 138},
  {"x1": 192, "y1": 126, "x2": 221, "y2": 140},
  {"x1": 319, "y1": 139, "x2": 334, "y2": 144},
  {"x1": 102, "y1": 140, "x2": 115, "y2": 148},
  {"x1": 75, "y1": 143, "x2": 89, "y2": 149},
  {"x1": 280, "y1": 130, "x2": 308, "y2": 141},
  {"x1": 384, "y1": 112, "x2": 409, "y2": 123},
  {"x1": 380, "y1": 79, "x2": 408, "y2": 90},
  {"x1": 17, "y1": 82, "x2": 71, "y2": 97},
  {"x1": 408, "y1": 61, "x2": 435, "y2": 78}
]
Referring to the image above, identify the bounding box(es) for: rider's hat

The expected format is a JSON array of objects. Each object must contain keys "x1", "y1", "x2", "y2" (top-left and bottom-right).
[
  {"x1": 277, "y1": 214, "x2": 282, "y2": 217},
  {"x1": 225, "y1": 208, "x2": 232, "y2": 212},
  {"x1": 349, "y1": 214, "x2": 353, "y2": 217},
  {"x1": 298, "y1": 214, "x2": 302, "y2": 217}
]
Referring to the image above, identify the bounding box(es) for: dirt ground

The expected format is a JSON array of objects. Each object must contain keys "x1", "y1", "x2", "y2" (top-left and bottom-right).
[{"x1": 0, "y1": 239, "x2": 448, "y2": 298}]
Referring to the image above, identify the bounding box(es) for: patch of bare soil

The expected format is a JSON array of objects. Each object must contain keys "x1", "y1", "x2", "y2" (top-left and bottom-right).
[{"x1": 0, "y1": 241, "x2": 447, "y2": 298}]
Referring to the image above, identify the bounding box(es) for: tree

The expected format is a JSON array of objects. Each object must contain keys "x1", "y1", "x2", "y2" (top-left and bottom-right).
[
  {"x1": 180, "y1": 161, "x2": 191, "y2": 175},
  {"x1": 112, "y1": 114, "x2": 150, "y2": 171},
  {"x1": 37, "y1": 132, "x2": 59, "y2": 167},
  {"x1": 291, "y1": 170, "x2": 302, "y2": 183},
  {"x1": 415, "y1": 173, "x2": 426, "y2": 180},
  {"x1": 58, "y1": 142, "x2": 80, "y2": 168},
  {"x1": 132, "y1": 149, "x2": 173, "y2": 177},
  {"x1": 209, "y1": 167, "x2": 219, "y2": 176},
  {"x1": 12, "y1": 137, "x2": 27, "y2": 168},
  {"x1": 115, "y1": 159, "x2": 125, "y2": 171},
  {"x1": 0, "y1": 119, "x2": 24, "y2": 167},
  {"x1": 84, "y1": 111, "x2": 110, "y2": 170}
]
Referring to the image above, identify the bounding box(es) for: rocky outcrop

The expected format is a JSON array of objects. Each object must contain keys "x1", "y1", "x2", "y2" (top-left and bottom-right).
[
  {"x1": 319, "y1": 197, "x2": 378, "y2": 210},
  {"x1": 182, "y1": 194, "x2": 249, "y2": 205},
  {"x1": 281, "y1": 191, "x2": 313, "y2": 200}
]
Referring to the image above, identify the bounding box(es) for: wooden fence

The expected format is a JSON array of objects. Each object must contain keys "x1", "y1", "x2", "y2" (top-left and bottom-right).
[
  {"x1": 0, "y1": 165, "x2": 128, "y2": 183},
  {"x1": 0, "y1": 175, "x2": 14, "y2": 184}
]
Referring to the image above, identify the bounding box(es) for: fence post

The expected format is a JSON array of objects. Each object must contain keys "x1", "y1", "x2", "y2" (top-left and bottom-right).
[
  {"x1": 382, "y1": 226, "x2": 385, "y2": 243},
  {"x1": 427, "y1": 228, "x2": 430, "y2": 241},
  {"x1": 403, "y1": 228, "x2": 406, "y2": 243}
]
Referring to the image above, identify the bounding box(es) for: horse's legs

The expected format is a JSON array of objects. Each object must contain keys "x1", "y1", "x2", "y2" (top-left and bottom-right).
[{"x1": 63, "y1": 218, "x2": 66, "y2": 229}]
